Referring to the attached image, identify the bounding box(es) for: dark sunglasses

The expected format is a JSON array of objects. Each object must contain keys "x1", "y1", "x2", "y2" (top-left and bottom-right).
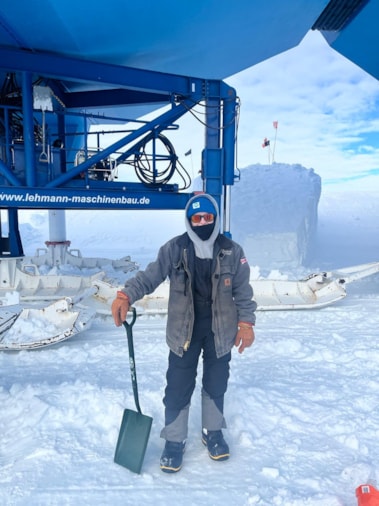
[{"x1": 190, "y1": 213, "x2": 215, "y2": 224}]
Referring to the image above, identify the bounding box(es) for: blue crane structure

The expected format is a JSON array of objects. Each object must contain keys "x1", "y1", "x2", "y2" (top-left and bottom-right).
[{"x1": 0, "y1": 0, "x2": 376, "y2": 257}]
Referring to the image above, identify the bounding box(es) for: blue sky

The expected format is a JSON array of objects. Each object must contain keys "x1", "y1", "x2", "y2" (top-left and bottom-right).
[
  {"x1": 169, "y1": 30, "x2": 379, "y2": 193},
  {"x1": 94, "y1": 30, "x2": 379, "y2": 193},
  {"x1": 232, "y1": 30, "x2": 379, "y2": 191}
]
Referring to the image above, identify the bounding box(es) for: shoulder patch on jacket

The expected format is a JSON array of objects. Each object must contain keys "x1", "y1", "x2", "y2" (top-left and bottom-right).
[{"x1": 240, "y1": 257, "x2": 248, "y2": 265}]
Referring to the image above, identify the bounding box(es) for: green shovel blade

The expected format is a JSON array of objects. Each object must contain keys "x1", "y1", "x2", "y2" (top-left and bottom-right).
[{"x1": 114, "y1": 408, "x2": 153, "y2": 474}]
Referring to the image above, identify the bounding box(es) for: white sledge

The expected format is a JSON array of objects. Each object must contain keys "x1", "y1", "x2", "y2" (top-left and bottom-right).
[
  {"x1": 136, "y1": 261, "x2": 379, "y2": 312},
  {"x1": 0, "y1": 298, "x2": 94, "y2": 350},
  {"x1": 0, "y1": 261, "x2": 378, "y2": 350},
  {"x1": 0, "y1": 279, "x2": 117, "y2": 350},
  {"x1": 0, "y1": 253, "x2": 137, "y2": 305}
]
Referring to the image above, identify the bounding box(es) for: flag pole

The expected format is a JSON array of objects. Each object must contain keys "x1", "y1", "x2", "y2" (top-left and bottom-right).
[
  {"x1": 272, "y1": 121, "x2": 278, "y2": 163},
  {"x1": 184, "y1": 148, "x2": 193, "y2": 176}
]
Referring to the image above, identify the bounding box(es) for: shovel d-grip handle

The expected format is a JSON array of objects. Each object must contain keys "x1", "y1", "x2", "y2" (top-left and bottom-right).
[
  {"x1": 123, "y1": 306, "x2": 137, "y2": 329},
  {"x1": 122, "y1": 307, "x2": 143, "y2": 414}
]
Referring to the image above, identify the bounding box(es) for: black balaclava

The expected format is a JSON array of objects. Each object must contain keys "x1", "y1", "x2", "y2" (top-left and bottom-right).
[{"x1": 190, "y1": 221, "x2": 215, "y2": 241}]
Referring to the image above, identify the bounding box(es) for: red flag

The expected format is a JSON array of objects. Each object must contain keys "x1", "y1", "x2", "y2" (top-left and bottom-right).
[
  {"x1": 262, "y1": 137, "x2": 270, "y2": 148},
  {"x1": 273, "y1": 121, "x2": 278, "y2": 129}
]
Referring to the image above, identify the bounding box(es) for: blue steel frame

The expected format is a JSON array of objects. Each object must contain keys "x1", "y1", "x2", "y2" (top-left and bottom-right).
[{"x1": 0, "y1": 47, "x2": 238, "y2": 254}]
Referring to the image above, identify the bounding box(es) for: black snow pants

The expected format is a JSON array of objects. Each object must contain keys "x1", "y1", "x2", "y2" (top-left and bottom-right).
[{"x1": 160, "y1": 301, "x2": 231, "y2": 443}]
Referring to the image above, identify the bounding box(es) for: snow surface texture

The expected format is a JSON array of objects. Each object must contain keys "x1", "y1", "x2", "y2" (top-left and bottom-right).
[{"x1": 1, "y1": 165, "x2": 379, "y2": 506}]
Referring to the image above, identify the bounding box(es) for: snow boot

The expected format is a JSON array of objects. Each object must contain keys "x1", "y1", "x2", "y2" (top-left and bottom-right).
[
  {"x1": 202, "y1": 429, "x2": 230, "y2": 461},
  {"x1": 160, "y1": 440, "x2": 186, "y2": 473}
]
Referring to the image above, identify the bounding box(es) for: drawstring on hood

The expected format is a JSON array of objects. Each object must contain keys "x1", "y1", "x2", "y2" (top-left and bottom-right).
[{"x1": 185, "y1": 194, "x2": 220, "y2": 259}]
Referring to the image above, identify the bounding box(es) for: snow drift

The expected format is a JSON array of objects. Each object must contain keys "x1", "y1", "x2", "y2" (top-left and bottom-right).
[{"x1": 231, "y1": 163, "x2": 321, "y2": 269}]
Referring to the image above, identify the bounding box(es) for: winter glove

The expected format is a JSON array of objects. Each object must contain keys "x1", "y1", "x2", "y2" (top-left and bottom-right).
[
  {"x1": 111, "y1": 291, "x2": 130, "y2": 327},
  {"x1": 235, "y1": 322, "x2": 255, "y2": 354}
]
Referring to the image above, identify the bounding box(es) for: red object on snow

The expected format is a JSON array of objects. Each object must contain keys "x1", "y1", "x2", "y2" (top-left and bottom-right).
[{"x1": 356, "y1": 484, "x2": 379, "y2": 506}]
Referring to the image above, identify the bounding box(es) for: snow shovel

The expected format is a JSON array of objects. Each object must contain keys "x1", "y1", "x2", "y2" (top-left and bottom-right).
[{"x1": 114, "y1": 307, "x2": 153, "y2": 474}]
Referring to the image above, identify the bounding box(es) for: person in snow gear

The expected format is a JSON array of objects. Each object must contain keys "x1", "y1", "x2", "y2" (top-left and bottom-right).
[{"x1": 111, "y1": 193, "x2": 257, "y2": 473}]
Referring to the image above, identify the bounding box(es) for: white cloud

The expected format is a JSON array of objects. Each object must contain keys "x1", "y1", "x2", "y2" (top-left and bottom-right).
[
  {"x1": 224, "y1": 30, "x2": 379, "y2": 188},
  {"x1": 94, "y1": 30, "x2": 379, "y2": 192}
]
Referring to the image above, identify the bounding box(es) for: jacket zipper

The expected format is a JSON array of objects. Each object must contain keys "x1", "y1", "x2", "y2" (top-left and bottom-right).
[
  {"x1": 182, "y1": 248, "x2": 193, "y2": 352},
  {"x1": 211, "y1": 251, "x2": 221, "y2": 337}
]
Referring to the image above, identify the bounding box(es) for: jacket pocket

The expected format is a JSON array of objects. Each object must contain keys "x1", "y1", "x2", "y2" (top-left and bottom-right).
[
  {"x1": 170, "y1": 264, "x2": 188, "y2": 294},
  {"x1": 219, "y1": 262, "x2": 235, "y2": 293}
]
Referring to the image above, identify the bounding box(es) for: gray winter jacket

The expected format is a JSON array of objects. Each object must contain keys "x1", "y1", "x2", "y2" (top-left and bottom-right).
[{"x1": 122, "y1": 232, "x2": 257, "y2": 359}]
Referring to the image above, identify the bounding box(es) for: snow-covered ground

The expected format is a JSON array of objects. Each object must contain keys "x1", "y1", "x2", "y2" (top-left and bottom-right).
[{"x1": 1, "y1": 166, "x2": 379, "y2": 506}]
